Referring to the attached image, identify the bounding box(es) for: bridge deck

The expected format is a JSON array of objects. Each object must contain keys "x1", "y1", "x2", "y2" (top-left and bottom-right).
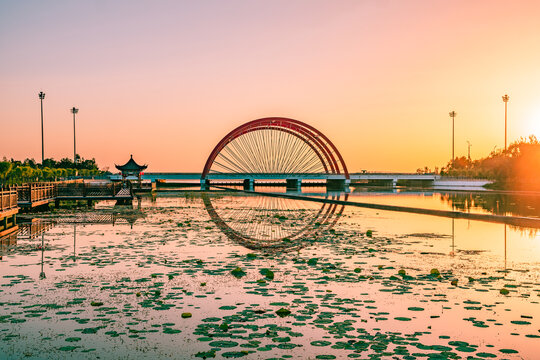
[{"x1": 111, "y1": 172, "x2": 441, "y2": 181}]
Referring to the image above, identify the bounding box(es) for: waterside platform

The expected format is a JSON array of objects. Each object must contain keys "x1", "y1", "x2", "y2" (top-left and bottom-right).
[{"x1": 0, "y1": 189, "x2": 18, "y2": 238}]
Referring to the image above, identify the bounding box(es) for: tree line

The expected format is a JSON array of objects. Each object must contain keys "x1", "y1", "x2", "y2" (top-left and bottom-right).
[
  {"x1": 417, "y1": 135, "x2": 540, "y2": 190},
  {"x1": 0, "y1": 156, "x2": 107, "y2": 186}
]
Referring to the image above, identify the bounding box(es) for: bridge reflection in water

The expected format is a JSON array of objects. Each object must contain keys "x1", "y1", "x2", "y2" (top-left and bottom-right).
[
  {"x1": 202, "y1": 192, "x2": 347, "y2": 252},
  {"x1": 52, "y1": 211, "x2": 145, "y2": 228}
]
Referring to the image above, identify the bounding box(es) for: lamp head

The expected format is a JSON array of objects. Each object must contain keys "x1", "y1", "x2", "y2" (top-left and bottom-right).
[
  {"x1": 502, "y1": 94, "x2": 509, "y2": 102},
  {"x1": 449, "y1": 111, "x2": 456, "y2": 118},
  {"x1": 38, "y1": 92, "x2": 45, "y2": 99},
  {"x1": 71, "y1": 107, "x2": 79, "y2": 114}
]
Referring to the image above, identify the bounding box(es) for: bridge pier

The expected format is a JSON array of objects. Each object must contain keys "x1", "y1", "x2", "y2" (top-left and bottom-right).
[
  {"x1": 243, "y1": 179, "x2": 254, "y2": 191},
  {"x1": 200, "y1": 179, "x2": 210, "y2": 191},
  {"x1": 116, "y1": 198, "x2": 132, "y2": 206},
  {"x1": 326, "y1": 179, "x2": 350, "y2": 192},
  {"x1": 286, "y1": 179, "x2": 301, "y2": 192}
]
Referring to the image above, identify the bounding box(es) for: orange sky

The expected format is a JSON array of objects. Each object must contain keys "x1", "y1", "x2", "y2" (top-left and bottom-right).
[{"x1": 1, "y1": 0, "x2": 539, "y2": 172}]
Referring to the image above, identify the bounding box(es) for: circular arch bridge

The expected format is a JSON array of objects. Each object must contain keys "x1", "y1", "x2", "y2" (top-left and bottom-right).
[{"x1": 201, "y1": 117, "x2": 349, "y2": 190}]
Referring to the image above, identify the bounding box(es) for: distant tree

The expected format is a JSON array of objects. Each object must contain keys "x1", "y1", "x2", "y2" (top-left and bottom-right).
[
  {"x1": 430, "y1": 135, "x2": 540, "y2": 189},
  {"x1": 0, "y1": 161, "x2": 13, "y2": 185},
  {"x1": 42, "y1": 158, "x2": 58, "y2": 168},
  {"x1": 23, "y1": 158, "x2": 37, "y2": 168},
  {"x1": 58, "y1": 158, "x2": 74, "y2": 169}
]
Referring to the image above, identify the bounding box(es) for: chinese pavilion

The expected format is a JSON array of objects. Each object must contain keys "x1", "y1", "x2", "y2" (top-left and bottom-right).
[{"x1": 115, "y1": 155, "x2": 147, "y2": 186}]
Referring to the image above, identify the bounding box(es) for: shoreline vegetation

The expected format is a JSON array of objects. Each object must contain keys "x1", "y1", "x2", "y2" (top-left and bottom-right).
[
  {"x1": 418, "y1": 135, "x2": 540, "y2": 191},
  {"x1": 0, "y1": 156, "x2": 107, "y2": 187}
]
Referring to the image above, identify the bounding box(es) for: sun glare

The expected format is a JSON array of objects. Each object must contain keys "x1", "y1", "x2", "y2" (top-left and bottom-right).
[{"x1": 526, "y1": 112, "x2": 540, "y2": 138}]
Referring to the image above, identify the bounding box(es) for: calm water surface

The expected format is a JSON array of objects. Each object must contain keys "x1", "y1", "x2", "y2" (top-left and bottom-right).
[{"x1": 0, "y1": 191, "x2": 538, "y2": 359}]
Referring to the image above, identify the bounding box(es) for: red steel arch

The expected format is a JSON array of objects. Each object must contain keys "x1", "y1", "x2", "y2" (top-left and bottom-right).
[{"x1": 201, "y1": 117, "x2": 349, "y2": 179}]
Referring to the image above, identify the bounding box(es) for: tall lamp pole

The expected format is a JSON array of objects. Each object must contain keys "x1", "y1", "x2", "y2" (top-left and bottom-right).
[
  {"x1": 502, "y1": 94, "x2": 509, "y2": 151},
  {"x1": 38, "y1": 92, "x2": 46, "y2": 164},
  {"x1": 71, "y1": 107, "x2": 79, "y2": 163},
  {"x1": 449, "y1": 111, "x2": 457, "y2": 168}
]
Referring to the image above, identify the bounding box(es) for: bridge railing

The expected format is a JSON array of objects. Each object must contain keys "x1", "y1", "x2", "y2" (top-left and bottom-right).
[
  {"x1": 16, "y1": 183, "x2": 57, "y2": 203},
  {"x1": 56, "y1": 182, "x2": 125, "y2": 198},
  {"x1": 0, "y1": 188, "x2": 18, "y2": 212}
]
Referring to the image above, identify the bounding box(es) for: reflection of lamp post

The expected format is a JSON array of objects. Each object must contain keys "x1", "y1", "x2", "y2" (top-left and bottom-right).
[
  {"x1": 39, "y1": 234, "x2": 46, "y2": 279},
  {"x1": 450, "y1": 218, "x2": 455, "y2": 256},
  {"x1": 504, "y1": 224, "x2": 507, "y2": 270},
  {"x1": 73, "y1": 224, "x2": 76, "y2": 262},
  {"x1": 71, "y1": 107, "x2": 79, "y2": 163},
  {"x1": 39, "y1": 92, "x2": 46, "y2": 164},
  {"x1": 449, "y1": 111, "x2": 457, "y2": 168},
  {"x1": 502, "y1": 94, "x2": 509, "y2": 151}
]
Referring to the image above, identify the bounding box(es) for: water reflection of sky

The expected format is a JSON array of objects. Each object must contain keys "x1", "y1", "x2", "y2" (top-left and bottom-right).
[
  {"x1": 296, "y1": 187, "x2": 539, "y2": 218},
  {"x1": 0, "y1": 194, "x2": 539, "y2": 359}
]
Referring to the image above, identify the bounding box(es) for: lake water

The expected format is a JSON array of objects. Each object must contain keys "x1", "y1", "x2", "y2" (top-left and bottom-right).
[{"x1": 0, "y1": 190, "x2": 538, "y2": 359}]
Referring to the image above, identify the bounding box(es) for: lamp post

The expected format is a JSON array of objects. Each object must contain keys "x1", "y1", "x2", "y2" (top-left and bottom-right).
[
  {"x1": 449, "y1": 111, "x2": 457, "y2": 168},
  {"x1": 502, "y1": 94, "x2": 509, "y2": 151},
  {"x1": 71, "y1": 107, "x2": 79, "y2": 163},
  {"x1": 38, "y1": 92, "x2": 46, "y2": 164}
]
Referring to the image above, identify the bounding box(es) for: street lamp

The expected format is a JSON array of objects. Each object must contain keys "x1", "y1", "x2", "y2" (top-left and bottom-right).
[
  {"x1": 71, "y1": 107, "x2": 79, "y2": 164},
  {"x1": 502, "y1": 94, "x2": 509, "y2": 151},
  {"x1": 38, "y1": 92, "x2": 46, "y2": 164},
  {"x1": 449, "y1": 111, "x2": 457, "y2": 168}
]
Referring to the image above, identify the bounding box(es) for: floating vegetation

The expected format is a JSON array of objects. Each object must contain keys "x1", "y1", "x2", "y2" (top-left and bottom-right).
[
  {"x1": 231, "y1": 267, "x2": 246, "y2": 278},
  {"x1": 275, "y1": 308, "x2": 291, "y2": 317}
]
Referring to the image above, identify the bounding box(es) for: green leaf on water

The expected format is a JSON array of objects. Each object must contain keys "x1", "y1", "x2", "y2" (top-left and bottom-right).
[
  {"x1": 231, "y1": 267, "x2": 246, "y2": 278},
  {"x1": 276, "y1": 308, "x2": 291, "y2": 317},
  {"x1": 58, "y1": 346, "x2": 78, "y2": 351}
]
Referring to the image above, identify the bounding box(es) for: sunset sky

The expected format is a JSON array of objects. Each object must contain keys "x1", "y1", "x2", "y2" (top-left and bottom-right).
[{"x1": 1, "y1": 0, "x2": 539, "y2": 172}]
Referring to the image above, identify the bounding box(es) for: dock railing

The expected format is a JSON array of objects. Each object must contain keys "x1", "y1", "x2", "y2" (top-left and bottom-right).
[
  {"x1": 0, "y1": 188, "x2": 18, "y2": 212},
  {"x1": 16, "y1": 182, "x2": 57, "y2": 203},
  {"x1": 56, "y1": 181, "x2": 125, "y2": 198}
]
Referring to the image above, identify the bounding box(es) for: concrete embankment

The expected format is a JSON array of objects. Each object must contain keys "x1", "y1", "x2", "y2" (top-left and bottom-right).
[{"x1": 432, "y1": 179, "x2": 493, "y2": 191}]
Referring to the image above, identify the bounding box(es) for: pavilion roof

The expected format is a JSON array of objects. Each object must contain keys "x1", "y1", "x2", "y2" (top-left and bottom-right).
[{"x1": 115, "y1": 155, "x2": 147, "y2": 172}]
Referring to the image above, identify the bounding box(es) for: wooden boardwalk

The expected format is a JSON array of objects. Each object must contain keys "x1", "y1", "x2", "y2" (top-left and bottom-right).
[
  {"x1": 0, "y1": 188, "x2": 19, "y2": 237},
  {"x1": 1, "y1": 181, "x2": 134, "y2": 242},
  {"x1": 14, "y1": 181, "x2": 133, "y2": 208},
  {"x1": 16, "y1": 183, "x2": 57, "y2": 208},
  {"x1": 55, "y1": 182, "x2": 132, "y2": 201}
]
